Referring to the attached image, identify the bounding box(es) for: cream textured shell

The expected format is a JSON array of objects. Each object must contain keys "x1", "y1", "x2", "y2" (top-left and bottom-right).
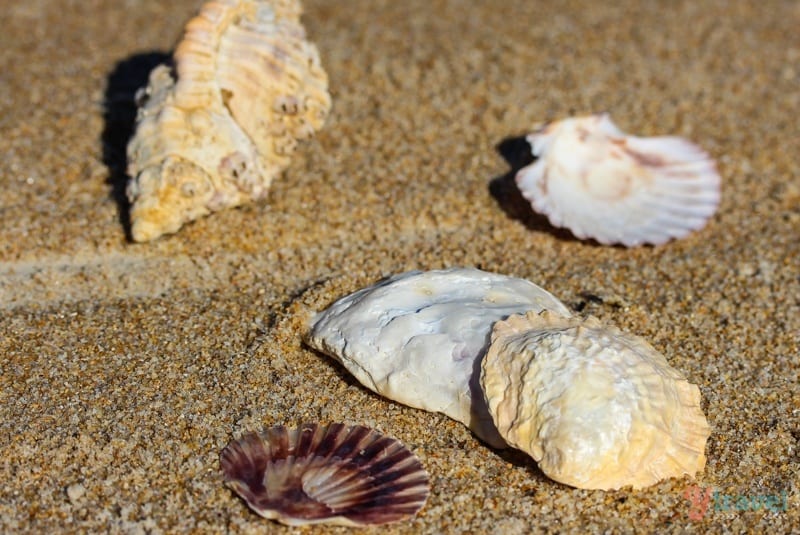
[
  {"x1": 481, "y1": 310, "x2": 710, "y2": 490},
  {"x1": 515, "y1": 113, "x2": 720, "y2": 246},
  {"x1": 306, "y1": 268, "x2": 571, "y2": 448},
  {"x1": 126, "y1": 0, "x2": 331, "y2": 241},
  {"x1": 220, "y1": 423, "x2": 429, "y2": 526}
]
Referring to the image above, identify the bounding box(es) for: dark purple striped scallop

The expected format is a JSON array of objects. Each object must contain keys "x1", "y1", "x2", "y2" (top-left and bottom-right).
[{"x1": 220, "y1": 423, "x2": 430, "y2": 526}]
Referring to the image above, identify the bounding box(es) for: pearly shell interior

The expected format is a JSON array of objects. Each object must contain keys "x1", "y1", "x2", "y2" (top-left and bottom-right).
[
  {"x1": 515, "y1": 113, "x2": 721, "y2": 246},
  {"x1": 306, "y1": 268, "x2": 571, "y2": 447},
  {"x1": 481, "y1": 310, "x2": 710, "y2": 490}
]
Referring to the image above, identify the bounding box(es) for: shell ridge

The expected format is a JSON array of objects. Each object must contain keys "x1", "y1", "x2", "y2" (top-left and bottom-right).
[
  {"x1": 304, "y1": 464, "x2": 372, "y2": 503},
  {"x1": 514, "y1": 114, "x2": 721, "y2": 245},
  {"x1": 301, "y1": 460, "x2": 373, "y2": 509},
  {"x1": 481, "y1": 312, "x2": 710, "y2": 490},
  {"x1": 300, "y1": 429, "x2": 428, "y2": 516},
  {"x1": 292, "y1": 423, "x2": 324, "y2": 459},
  {"x1": 308, "y1": 465, "x2": 429, "y2": 510},
  {"x1": 221, "y1": 424, "x2": 429, "y2": 526},
  {"x1": 173, "y1": 0, "x2": 251, "y2": 107}
]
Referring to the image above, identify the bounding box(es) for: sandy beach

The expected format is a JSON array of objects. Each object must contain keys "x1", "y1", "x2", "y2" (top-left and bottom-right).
[{"x1": 1, "y1": 0, "x2": 798, "y2": 532}]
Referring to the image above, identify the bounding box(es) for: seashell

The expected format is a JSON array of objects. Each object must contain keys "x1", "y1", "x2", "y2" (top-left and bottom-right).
[
  {"x1": 481, "y1": 310, "x2": 710, "y2": 490},
  {"x1": 125, "y1": 0, "x2": 331, "y2": 241},
  {"x1": 219, "y1": 423, "x2": 429, "y2": 526},
  {"x1": 306, "y1": 268, "x2": 571, "y2": 447},
  {"x1": 515, "y1": 113, "x2": 720, "y2": 246}
]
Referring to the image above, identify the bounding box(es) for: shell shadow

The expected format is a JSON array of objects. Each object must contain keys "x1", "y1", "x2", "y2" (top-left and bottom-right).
[
  {"x1": 468, "y1": 331, "x2": 512, "y2": 449},
  {"x1": 491, "y1": 445, "x2": 551, "y2": 485},
  {"x1": 302, "y1": 344, "x2": 376, "y2": 392},
  {"x1": 101, "y1": 51, "x2": 170, "y2": 241},
  {"x1": 468, "y1": 329, "x2": 555, "y2": 485},
  {"x1": 488, "y1": 135, "x2": 582, "y2": 243}
]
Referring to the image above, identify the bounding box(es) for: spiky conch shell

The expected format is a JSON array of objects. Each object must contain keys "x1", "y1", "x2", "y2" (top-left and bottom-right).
[
  {"x1": 125, "y1": 0, "x2": 331, "y2": 241},
  {"x1": 480, "y1": 310, "x2": 710, "y2": 490},
  {"x1": 219, "y1": 423, "x2": 430, "y2": 526},
  {"x1": 515, "y1": 113, "x2": 720, "y2": 246}
]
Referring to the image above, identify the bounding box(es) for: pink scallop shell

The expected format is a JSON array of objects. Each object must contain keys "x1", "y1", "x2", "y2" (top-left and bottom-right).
[{"x1": 516, "y1": 113, "x2": 721, "y2": 246}]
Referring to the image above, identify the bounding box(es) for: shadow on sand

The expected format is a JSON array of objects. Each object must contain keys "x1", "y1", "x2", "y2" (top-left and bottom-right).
[
  {"x1": 101, "y1": 51, "x2": 170, "y2": 241},
  {"x1": 487, "y1": 135, "x2": 581, "y2": 244}
]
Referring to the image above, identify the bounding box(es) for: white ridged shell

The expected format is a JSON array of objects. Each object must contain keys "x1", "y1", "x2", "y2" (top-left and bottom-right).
[
  {"x1": 481, "y1": 310, "x2": 710, "y2": 490},
  {"x1": 306, "y1": 268, "x2": 571, "y2": 447},
  {"x1": 126, "y1": 0, "x2": 331, "y2": 241},
  {"x1": 515, "y1": 113, "x2": 720, "y2": 246}
]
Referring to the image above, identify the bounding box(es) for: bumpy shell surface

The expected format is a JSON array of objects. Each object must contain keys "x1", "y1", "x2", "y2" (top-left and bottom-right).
[
  {"x1": 306, "y1": 268, "x2": 571, "y2": 447},
  {"x1": 481, "y1": 311, "x2": 710, "y2": 490},
  {"x1": 515, "y1": 113, "x2": 720, "y2": 246},
  {"x1": 220, "y1": 423, "x2": 429, "y2": 526},
  {"x1": 126, "y1": 0, "x2": 331, "y2": 241}
]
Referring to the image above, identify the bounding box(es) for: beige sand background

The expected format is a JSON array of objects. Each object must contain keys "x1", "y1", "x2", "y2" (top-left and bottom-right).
[{"x1": 1, "y1": 0, "x2": 798, "y2": 532}]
